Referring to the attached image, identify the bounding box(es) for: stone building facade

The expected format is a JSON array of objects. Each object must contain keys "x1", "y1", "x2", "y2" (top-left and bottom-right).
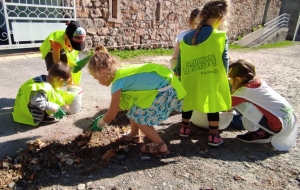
[{"x1": 75, "y1": 0, "x2": 282, "y2": 49}]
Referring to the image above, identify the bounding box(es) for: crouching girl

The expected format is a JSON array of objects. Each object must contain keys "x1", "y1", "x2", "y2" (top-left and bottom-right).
[
  {"x1": 228, "y1": 59, "x2": 298, "y2": 151},
  {"x1": 88, "y1": 45, "x2": 186, "y2": 155}
]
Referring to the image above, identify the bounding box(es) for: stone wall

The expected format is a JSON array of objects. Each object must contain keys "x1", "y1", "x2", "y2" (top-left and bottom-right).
[{"x1": 75, "y1": 0, "x2": 282, "y2": 49}]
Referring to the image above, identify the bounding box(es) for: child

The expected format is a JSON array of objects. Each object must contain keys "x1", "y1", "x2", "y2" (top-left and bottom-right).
[
  {"x1": 12, "y1": 62, "x2": 74, "y2": 126},
  {"x1": 228, "y1": 59, "x2": 298, "y2": 151},
  {"x1": 170, "y1": 8, "x2": 200, "y2": 70},
  {"x1": 88, "y1": 45, "x2": 186, "y2": 155},
  {"x1": 174, "y1": 0, "x2": 231, "y2": 146},
  {"x1": 40, "y1": 20, "x2": 91, "y2": 85}
]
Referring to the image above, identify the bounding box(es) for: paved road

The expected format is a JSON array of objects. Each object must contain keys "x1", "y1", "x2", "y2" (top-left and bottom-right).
[{"x1": 0, "y1": 52, "x2": 112, "y2": 159}]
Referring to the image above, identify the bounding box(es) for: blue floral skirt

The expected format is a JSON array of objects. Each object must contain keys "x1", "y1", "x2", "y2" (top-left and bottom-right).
[{"x1": 126, "y1": 87, "x2": 182, "y2": 126}]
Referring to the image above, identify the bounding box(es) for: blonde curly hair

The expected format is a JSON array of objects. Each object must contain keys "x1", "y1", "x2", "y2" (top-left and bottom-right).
[{"x1": 88, "y1": 45, "x2": 121, "y2": 79}]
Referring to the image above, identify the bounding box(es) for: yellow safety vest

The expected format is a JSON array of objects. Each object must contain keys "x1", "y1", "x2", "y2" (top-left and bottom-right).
[
  {"x1": 12, "y1": 77, "x2": 74, "y2": 126},
  {"x1": 112, "y1": 63, "x2": 187, "y2": 111},
  {"x1": 40, "y1": 30, "x2": 82, "y2": 84},
  {"x1": 180, "y1": 29, "x2": 231, "y2": 112}
]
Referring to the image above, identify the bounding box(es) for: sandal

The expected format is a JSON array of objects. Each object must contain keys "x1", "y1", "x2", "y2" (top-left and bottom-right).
[
  {"x1": 208, "y1": 134, "x2": 223, "y2": 147},
  {"x1": 180, "y1": 121, "x2": 191, "y2": 137},
  {"x1": 115, "y1": 134, "x2": 143, "y2": 144},
  {"x1": 140, "y1": 142, "x2": 170, "y2": 155}
]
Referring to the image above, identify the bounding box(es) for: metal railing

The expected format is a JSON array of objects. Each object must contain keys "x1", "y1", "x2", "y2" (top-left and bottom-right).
[
  {"x1": 0, "y1": 0, "x2": 76, "y2": 50},
  {"x1": 246, "y1": 13, "x2": 290, "y2": 47}
]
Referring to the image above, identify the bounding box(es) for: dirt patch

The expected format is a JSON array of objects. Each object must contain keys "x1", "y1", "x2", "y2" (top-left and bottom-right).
[{"x1": 1, "y1": 45, "x2": 300, "y2": 190}]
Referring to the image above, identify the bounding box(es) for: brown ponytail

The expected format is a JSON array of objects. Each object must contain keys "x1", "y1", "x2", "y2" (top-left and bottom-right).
[
  {"x1": 229, "y1": 59, "x2": 256, "y2": 85},
  {"x1": 192, "y1": 0, "x2": 229, "y2": 45},
  {"x1": 192, "y1": 15, "x2": 207, "y2": 45}
]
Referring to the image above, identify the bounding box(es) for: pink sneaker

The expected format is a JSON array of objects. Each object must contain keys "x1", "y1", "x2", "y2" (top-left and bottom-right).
[
  {"x1": 208, "y1": 134, "x2": 223, "y2": 147},
  {"x1": 180, "y1": 125, "x2": 191, "y2": 137}
]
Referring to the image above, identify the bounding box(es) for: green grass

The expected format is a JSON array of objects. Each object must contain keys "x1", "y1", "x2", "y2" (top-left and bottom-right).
[
  {"x1": 109, "y1": 48, "x2": 173, "y2": 60},
  {"x1": 106, "y1": 41, "x2": 295, "y2": 60},
  {"x1": 229, "y1": 41, "x2": 295, "y2": 51}
]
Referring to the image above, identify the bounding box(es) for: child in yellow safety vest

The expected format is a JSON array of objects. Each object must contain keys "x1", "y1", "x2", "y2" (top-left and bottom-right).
[
  {"x1": 40, "y1": 20, "x2": 92, "y2": 85},
  {"x1": 174, "y1": 0, "x2": 231, "y2": 147},
  {"x1": 87, "y1": 45, "x2": 187, "y2": 155},
  {"x1": 12, "y1": 62, "x2": 74, "y2": 126}
]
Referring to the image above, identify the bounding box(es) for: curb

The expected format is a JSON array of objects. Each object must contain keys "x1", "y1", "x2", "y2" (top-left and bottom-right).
[{"x1": 0, "y1": 53, "x2": 41, "y2": 60}]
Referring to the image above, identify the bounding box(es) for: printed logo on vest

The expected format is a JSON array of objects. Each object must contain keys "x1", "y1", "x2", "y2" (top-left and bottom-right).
[
  {"x1": 120, "y1": 94, "x2": 132, "y2": 110},
  {"x1": 183, "y1": 54, "x2": 216, "y2": 75},
  {"x1": 15, "y1": 89, "x2": 23, "y2": 106},
  {"x1": 201, "y1": 69, "x2": 218, "y2": 75},
  {"x1": 280, "y1": 105, "x2": 293, "y2": 124}
]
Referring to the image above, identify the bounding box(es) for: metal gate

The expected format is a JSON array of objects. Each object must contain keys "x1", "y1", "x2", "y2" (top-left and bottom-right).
[{"x1": 0, "y1": 0, "x2": 76, "y2": 50}]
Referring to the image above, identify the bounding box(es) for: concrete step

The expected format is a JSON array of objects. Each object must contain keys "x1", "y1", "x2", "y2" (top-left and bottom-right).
[
  {"x1": 253, "y1": 27, "x2": 289, "y2": 47},
  {"x1": 234, "y1": 28, "x2": 264, "y2": 47},
  {"x1": 234, "y1": 27, "x2": 289, "y2": 47}
]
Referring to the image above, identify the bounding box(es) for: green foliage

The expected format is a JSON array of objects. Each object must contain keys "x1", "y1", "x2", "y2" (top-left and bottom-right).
[
  {"x1": 109, "y1": 48, "x2": 173, "y2": 60},
  {"x1": 228, "y1": 43, "x2": 243, "y2": 50},
  {"x1": 257, "y1": 41, "x2": 294, "y2": 49},
  {"x1": 89, "y1": 41, "x2": 295, "y2": 61},
  {"x1": 229, "y1": 41, "x2": 295, "y2": 51},
  {"x1": 252, "y1": 25, "x2": 263, "y2": 32}
]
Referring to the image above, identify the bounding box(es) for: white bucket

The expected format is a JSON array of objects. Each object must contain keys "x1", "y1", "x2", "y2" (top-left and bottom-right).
[
  {"x1": 62, "y1": 85, "x2": 83, "y2": 115},
  {"x1": 190, "y1": 110, "x2": 236, "y2": 130}
]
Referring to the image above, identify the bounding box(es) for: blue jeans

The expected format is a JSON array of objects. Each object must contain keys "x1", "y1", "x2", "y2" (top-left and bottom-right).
[{"x1": 231, "y1": 115, "x2": 245, "y2": 130}]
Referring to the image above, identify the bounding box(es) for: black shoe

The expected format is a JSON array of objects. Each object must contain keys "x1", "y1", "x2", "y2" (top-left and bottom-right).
[
  {"x1": 40, "y1": 115, "x2": 56, "y2": 123},
  {"x1": 258, "y1": 115, "x2": 280, "y2": 135},
  {"x1": 236, "y1": 129, "x2": 271, "y2": 143}
]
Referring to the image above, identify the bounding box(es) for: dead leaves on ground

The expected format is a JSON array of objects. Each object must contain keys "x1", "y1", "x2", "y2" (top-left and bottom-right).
[
  {"x1": 0, "y1": 124, "x2": 131, "y2": 189},
  {"x1": 102, "y1": 148, "x2": 117, "y2": 160}
]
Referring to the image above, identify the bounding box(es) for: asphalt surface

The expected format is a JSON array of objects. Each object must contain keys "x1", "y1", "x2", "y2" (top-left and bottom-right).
[{"x1": 0, "y1": 52, "x2": 112, "y2": 159}]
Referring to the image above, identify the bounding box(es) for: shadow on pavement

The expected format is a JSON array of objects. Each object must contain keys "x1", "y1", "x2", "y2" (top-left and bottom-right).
[
  {"x1": 0, "y1": 98, "x2": 15, "y2": 110},
  {"x1": 0, "y1": 136, "x2": 42, "y2": 159},
  {"x1": 0, "y1": 106, "x2": 39, "y2": 137},
  {"x1": 73, "y1": 109, "x2": 108, "y2": 131}
]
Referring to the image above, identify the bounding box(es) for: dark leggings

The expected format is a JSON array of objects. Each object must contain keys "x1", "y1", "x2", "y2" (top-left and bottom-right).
[
  {"x1": 45, "y1": 51, "x2": 68, "y2": 71},
  {"x1": 182, "y1": 111, "x2": 219, "y2": 122}
]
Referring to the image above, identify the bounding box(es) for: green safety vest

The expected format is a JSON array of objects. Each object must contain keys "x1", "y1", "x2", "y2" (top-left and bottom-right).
[
  {"x1": 12, "y1": 78, "x2": 74, "y2": 126},
  {"x1": 40, "y1": 30, "x2": 82, "y2": 85},
  {"x1": 112, "y1": 63, "x2": 187, "y2": 111},
  {"x1": 180, "y1": 29, "x2": 231, "y2": 113}
]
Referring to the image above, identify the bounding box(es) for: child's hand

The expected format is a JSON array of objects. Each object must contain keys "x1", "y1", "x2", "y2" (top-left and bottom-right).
[
  {"x1": 90, "y1": 114, "x2": 106, "y2": 132},
  {"x1": 54, "y1": 107, "x2": 66, "y2": 119}
]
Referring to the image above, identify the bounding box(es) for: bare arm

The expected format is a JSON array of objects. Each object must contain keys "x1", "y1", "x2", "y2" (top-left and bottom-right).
[
  {"x1": 103, "y1": 89, "x2": 121, "y2": 123},
  {"x1": 171, "y1": 42, "x2": 180, "y2": 59},
  {"x1": 30, "y1": 91, "x2": 59, "y2": 112},
  {"x1": 50, "y1": 40, "x2": 62, "y2": 63}
]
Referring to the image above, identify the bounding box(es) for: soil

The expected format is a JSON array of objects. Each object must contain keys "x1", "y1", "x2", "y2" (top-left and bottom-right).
[{"x1": 1, "y1": 44, "x2": 300, "y2": 190}]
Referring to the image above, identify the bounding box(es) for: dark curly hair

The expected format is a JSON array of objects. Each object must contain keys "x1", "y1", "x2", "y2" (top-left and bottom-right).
[{"x1": 229, "y1": 59, "x2": 256, "y2": 85}]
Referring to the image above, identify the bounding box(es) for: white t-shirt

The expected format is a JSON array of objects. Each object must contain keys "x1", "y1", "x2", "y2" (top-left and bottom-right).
[{"x1": 175, "y1": 30, "x2": 191, "y2": 44}]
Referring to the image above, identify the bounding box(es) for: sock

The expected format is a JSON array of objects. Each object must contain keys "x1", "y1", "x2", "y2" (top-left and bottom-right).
[
  {"x1": 182, "y1": 121, "x2": 189, "y2": 126},
  {"x1": 209, "y1": 125, "x2": 219, "y2": 135}
]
